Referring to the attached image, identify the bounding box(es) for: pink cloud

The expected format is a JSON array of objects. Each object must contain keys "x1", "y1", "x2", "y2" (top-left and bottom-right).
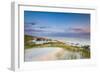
[{"x1": 70, "y1": 27, "x2": 90, "y2": 33}]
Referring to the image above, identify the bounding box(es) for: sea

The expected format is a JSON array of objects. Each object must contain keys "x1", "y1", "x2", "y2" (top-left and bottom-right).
[{"x1": 25, "y1": 31, "x2": 90, "y2": 46}]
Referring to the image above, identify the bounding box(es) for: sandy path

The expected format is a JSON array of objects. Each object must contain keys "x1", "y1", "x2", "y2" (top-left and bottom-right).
[{"x1": 24, "y1": 47, "x2": 64, "y2": 61}]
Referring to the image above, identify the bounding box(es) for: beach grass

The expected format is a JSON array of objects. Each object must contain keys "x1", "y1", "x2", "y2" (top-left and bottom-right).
[{"x1": 24, "y1": 35, "x2": 90, "y2": 58}]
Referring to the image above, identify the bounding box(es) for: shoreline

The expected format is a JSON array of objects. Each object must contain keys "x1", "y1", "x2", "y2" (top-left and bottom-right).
[{"x1": 45, "y1": 36, "x2": 90, "y2": 46}]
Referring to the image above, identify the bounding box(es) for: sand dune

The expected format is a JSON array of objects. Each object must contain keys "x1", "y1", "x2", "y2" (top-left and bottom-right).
[{"x1": 24, "y1": 47, "x2": 82, "y2": 61}]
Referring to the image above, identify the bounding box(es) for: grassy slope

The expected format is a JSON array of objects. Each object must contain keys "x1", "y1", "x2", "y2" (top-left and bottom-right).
[{"x1": 24, "y1": 35, "x2": 90, "y2": 58}]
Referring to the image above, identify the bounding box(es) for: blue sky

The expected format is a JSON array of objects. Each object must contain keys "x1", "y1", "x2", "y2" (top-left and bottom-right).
[{"x1": 24, "y1": 11, "x2": 90, "y2": 38}]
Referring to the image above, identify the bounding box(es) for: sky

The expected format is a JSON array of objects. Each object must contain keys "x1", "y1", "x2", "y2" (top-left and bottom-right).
[{"x1": 24, "y1": 11, "x2": 90, "y2": 38}]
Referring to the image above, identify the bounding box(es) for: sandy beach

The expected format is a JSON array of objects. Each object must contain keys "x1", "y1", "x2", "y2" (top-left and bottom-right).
[{"x1": 24, "y1": 47, "x2": 82, "y2": 61}]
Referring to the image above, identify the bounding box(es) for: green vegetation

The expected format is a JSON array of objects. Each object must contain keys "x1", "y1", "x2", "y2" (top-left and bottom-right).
[
  {"x1": 24, "y1": 35, "x2": 90, "y2": 58},
  {"x1": 80, "y1": 45, "x2": 90, "y2": 58}
]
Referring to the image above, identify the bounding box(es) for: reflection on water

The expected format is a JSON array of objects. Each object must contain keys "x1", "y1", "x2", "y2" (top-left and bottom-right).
[{"x1": 24, "y1": 47, "x2": 82, "y2": 62}]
